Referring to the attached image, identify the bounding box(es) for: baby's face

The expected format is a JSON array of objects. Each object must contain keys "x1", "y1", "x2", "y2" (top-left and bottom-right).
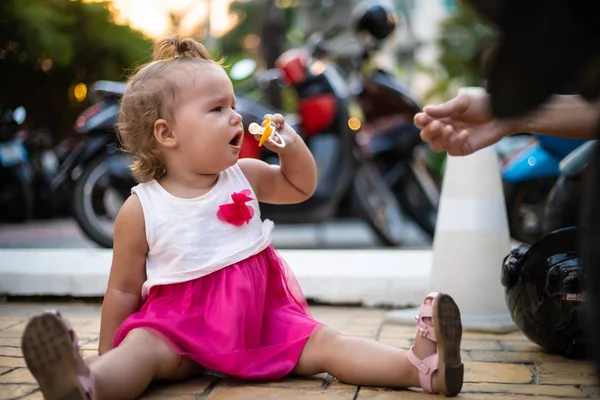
[{"x1": 170, "y1": 63, "x2": 244, "y2": 174}]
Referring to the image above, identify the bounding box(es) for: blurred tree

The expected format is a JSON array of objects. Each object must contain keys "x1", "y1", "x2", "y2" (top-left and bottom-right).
[
  {"x1": 423, "y1": 0, "x2": 495, "y2": 101},
  {"x1": 0, "y1": 0, "x2": 152, "y2": 141}
]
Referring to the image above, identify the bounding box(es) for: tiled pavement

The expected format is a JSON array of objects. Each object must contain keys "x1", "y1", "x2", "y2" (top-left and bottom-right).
[{"x1": 0, "y1": 302, "x2": 597, "y2": 399}]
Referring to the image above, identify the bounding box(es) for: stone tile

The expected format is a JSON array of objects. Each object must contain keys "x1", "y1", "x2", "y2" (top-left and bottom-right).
[
  {"x1": 358, "y1": 389, "x2": 583, "y2": 400},
  {"x1": 80, "y1": 339, "x2": 99, "y2": 351},
  {"x1": 20, "y1": 390, "x2": 44, "y2": 399},
  {"x1": 356, "y1": 388, "x2": 426, "y2": 399},
  {"x1": 469, "y1": 350, "x2": 565, "y2": 363},
  {"x1": 207, "y1": 386, "x2": 354, "y2": 399},
  {"x1": 81, "y1": 349, "x2": 98, "y2": 359},
  {"x1": 376, "y1": 337, "x2": 411, "y2": 349},
  {"x1": 0, "y1": 330, "x2": 22, "y2": 339},
  {"x1": 0, "y1": 367, "x2": 36, "y2": 384},
  {"x1": 0, "y1": 383, "x2": 38, "y2": 398},
  {"x1": 583, "y1": 385, "x2": 600, "y2": 397},
  {"x1": 0, "y1": 356, "x2": 25, "y2": 368},
  {"x1": 499, "y1": 341, "x2": 543, "y2": 352},
  {"x1": 378, "y1": 325, "x2": 417, "y2": 340},
  {"x1": 0, "y1": 319, "x2": 24, "y2": 331},
  {"x1": 462, "y1": 332, "x2": 513, "y2": 341},
  {"x1": 461, "y1": 340, "x2": 502, "y2": 351},
  {"x1": 536, "y1": 361, "x2": 597, "y2": 385},
  {"x1": 0, "y1": 347, "x2": 21, "y2": 358},
  {"x1": 457, "y1": 395, "x2": 584, "y2": 400},
  {"x1": 1, "y1": 321, "x2": 28, "y2": 333},
  {"x1": 339, "y1": 328, "x2": 378, "y2": 339},
  {"x1": 497, "y1": 331, "x2": 533, "y2": 342},
  {"x1": 465, "y1": 362, "x2": 533, "y2": 384},
  {"x1": 0, "y1": 339, "x2": 21, "y2": 347},
  {"x1": 462, "y1": 382, "x2": 587, "y2": 397},
  {"x1": 460, "y1": 351, "x2": 472, "y2": 362}
]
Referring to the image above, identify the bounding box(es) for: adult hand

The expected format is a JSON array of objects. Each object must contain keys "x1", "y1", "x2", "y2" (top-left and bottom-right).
[{"x1": 415, "y1": 91, "x2": 518, "y2": 156}]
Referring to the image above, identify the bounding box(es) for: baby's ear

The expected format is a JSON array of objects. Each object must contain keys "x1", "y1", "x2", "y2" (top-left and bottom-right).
[{"x1": 154, "y1": 119, "x2": 176, "y2": 148}]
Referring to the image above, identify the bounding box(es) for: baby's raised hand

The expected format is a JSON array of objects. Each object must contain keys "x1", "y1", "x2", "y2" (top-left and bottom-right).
[{"x1": 249, "y1": 113, "x2": 299, "y2": 153}]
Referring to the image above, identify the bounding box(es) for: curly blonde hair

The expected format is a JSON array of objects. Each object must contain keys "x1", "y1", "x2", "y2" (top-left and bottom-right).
[{"x1": 117, "y1": 35, "x2": 221, "y2": 182}]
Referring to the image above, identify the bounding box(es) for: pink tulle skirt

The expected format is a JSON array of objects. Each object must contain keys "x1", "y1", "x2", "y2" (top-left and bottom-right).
[{"x1": 113, "y1": 246, "x2": 322, "y2": 379}]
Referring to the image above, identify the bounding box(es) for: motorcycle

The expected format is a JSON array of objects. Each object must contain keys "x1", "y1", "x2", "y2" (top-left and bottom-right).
[
  {"x1": 542, "y1": 140, "x2": 597, "y2": 234},
  {"x1": 501, "y1": 133, "x2": 587, "y2": 244},
  {"x1": 49, "y1": 80, "x2": 130, "y2": 247},
  {"x1": 0, "y1": 106, "x2": 34, "y2": 223},
  {"x1": 306, "y1": 26, "x2": 440, "y2": 239}
]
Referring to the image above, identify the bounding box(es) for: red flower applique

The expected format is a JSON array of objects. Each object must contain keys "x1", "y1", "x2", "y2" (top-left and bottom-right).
[{"x1": 217, "y1": 189, "x2": 255, "y2": 226}]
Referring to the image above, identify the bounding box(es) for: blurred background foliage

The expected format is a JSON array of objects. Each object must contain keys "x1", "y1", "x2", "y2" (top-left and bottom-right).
[
  {"x1": 0, "y1": 0, "x2": 152, "y2": 138},
  {"x1": 421, "y1": 1, "x2": 494, "y2": 101}
]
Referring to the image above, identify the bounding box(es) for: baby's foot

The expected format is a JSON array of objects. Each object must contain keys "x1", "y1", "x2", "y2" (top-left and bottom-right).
[
  {"x1": 21, "y1": 311, "x2": 95, "y2": 400},
  {"x1": 406, "y1": 292, "x2": 463, "y2": 397}
]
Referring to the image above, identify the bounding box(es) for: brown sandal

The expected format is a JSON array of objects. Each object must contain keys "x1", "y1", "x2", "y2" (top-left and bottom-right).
[
  {"x1": 406, "y1": 292, "x2": 464, "y2": 397},
  {"x1": 21, "y1": 311, "x2": 95, "y2": 400}
]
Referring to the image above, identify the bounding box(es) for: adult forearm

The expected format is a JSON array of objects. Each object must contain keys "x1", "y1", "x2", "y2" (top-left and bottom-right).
[
  {"x1": 98, "y1": 288, "x2": 141, "y2": 354},
  {"x1": 516, "y1": 95, "x2": 600, "y2": 139}
]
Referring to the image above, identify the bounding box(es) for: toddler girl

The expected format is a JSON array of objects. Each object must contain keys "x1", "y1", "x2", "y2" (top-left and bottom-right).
[{"x1": 21, "y1": 36, "x2": 464, "y2": 399}]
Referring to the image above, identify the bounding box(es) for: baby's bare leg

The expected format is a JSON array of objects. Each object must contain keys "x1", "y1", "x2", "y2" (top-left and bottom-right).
[
  {"x1": 292, "y1": 326, "x2": 435, "y2": 389},
  {"x1": 91, "y1": 329, "x2": 203, "y2": 399}
]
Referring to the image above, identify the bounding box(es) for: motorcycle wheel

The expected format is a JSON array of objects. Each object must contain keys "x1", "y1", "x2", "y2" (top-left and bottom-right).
[
  {"x1": 72, "y1": 151, "x2": 132, "y2": 248},
  {"x1": 543, "y1": 173, "x2": 584, "y2": 234},
  {"x1": 392, "y1": 161, "x2": 438, "y2": 237},
  {"x1": 352, "y1": 161, "x2": 406, "y2": 247},
  {"x1": 504, "y1": 178, "x2": 556, "y2": 244}
]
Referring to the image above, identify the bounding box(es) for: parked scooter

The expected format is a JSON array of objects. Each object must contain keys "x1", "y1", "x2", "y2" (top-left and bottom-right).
[
  {"x1": 49, "y1": 81, "x2": 130, "y2": 247},
  {"x1": 501, "y1": 133, "x2": 587, "y2": 243},
  {"x1": 261, "y1": 0, "x2": 441, "y2": 240},
  {"x1": 0, "y1": 106, "x2": 34, "y2": 223},
  {"x1": 542, "y1": 140, "x2": 597, "y2": 234}
]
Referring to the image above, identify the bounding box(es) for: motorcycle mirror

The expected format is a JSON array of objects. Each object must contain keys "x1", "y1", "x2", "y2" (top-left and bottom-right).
[
  {"x1": 230, "y1": 59, "x2": 256, "y2": 81},
  {"x1": 12, "y1": 106, "x2": 26, "y2": 125}
]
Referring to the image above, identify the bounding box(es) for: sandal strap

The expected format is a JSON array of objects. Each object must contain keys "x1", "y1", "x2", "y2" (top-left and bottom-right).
[
  {"x1": 414, "y1": 292, "x2": 438, "y2": 342},
  {"x1": 406, "y1": 345, "x2": 439, "y2": 393}
]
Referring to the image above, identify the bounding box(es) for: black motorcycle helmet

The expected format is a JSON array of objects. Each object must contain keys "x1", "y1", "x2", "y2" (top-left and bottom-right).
[
  {"x1": 501, "y1": 227, "x2": 587, "y2": 357},
  {"x1": 351, "y1": 0, "x2": 398, "y2": 43}
]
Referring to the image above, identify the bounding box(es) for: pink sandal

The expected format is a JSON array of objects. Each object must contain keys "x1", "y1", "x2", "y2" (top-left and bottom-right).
[
  {"x1": 21, "y1": 311, "x2": 95, "y2": 400},
  {"x1": 406, "y1": 292, "x2": 463, "y2": 397}
]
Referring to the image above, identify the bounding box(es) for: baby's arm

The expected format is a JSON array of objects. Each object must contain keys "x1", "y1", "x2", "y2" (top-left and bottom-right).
[
  {"x1": 98, "y1": 194, "x2": 148, "y2": 355},
  {"x1": 239, "y1": 114, "x2": 317, "y2": 204}
]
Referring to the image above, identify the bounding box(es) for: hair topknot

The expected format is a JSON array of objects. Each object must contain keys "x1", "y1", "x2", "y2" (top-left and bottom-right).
[{"x1": 153, "y1": 35, "x2": 212, "y2": 62}]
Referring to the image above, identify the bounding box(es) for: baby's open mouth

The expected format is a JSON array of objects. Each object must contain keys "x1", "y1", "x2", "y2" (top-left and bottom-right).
[{"x1": 230, "y1": 132, "x2": 242, "y2": 146}]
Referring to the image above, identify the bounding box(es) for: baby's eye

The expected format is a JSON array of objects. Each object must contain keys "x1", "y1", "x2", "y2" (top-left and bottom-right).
[{"x1": 211, "y1": 106, "x2": 223, "y2": 112}]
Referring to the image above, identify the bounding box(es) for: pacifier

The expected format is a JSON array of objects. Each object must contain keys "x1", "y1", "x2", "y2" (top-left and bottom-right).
[{"x1": 248, "y1": 117, "x2": 286, "y2": 148}]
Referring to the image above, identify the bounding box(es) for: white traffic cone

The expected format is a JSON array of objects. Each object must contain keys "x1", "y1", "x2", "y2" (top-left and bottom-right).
[{"x1": 385, "y1": 145, "x2": 518, "y2": 333}]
